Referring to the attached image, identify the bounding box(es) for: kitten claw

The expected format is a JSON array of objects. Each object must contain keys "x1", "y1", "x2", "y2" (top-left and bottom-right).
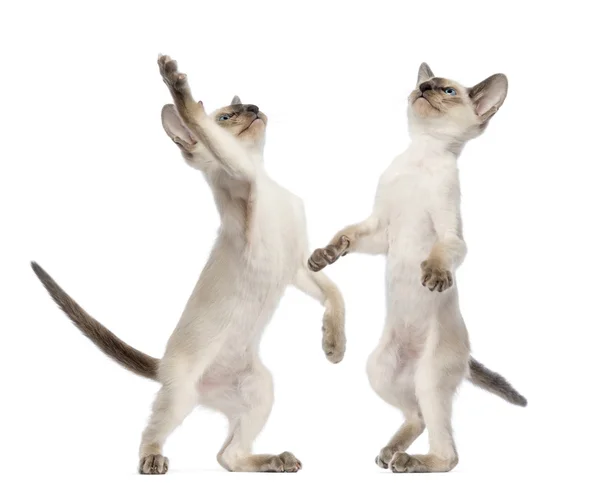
[
  {"x1": 322, "y1": 327, "x2": 345, "y2": 363},
  {"x1": 139, "y1": 454, "x2": 169, "y2": 475},
  {"x1": 157, "y1": 54, "x2": 205, "y2": 117},
  {"x1": 258, "y1": 452, "x2": 302, "y2": 472},
  {"x1": 390, "y1": 453, "x2": 429, "y2": 473},
  {"x1": 376, "y1": 446, "x2": 396, "y2": 469},
  {"x1": 308, "y1": 248, "x2": 328, "y2": 272},
  {"x1": 420, "y1": 259, "x2": 453, "y2": 292},
  {"x1": 157, "y1": 54, "x2": 190, "y2": 95},
  {"x1": 308, "y1": 236, "x2": 350, "y2": 272}
]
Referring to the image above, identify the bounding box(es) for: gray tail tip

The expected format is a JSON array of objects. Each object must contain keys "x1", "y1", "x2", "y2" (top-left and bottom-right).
[
  {"x1": 515, "y1": 394, "x2": 528, "y2": 407},
  {"x1": 31, "y1": 261, "x2": 49, "y2": 281}
]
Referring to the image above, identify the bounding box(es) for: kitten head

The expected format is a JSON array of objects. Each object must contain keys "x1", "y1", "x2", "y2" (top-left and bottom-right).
[
  {"x1": 407, "y1": 62, "x2": 508, "y2": 143},
  {"x1": 161, "y1": 95, "x2": 268, "y2": 162},
  {"x1": 211, "y1": 95, "x2": 268, "y2": 147}
]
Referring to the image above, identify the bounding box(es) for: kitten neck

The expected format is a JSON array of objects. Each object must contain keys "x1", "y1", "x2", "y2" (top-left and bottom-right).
[
  {"x1": 248, "y1": 150, "x2": 265, "y2": 166},
  {"x1": 241, "y1": 139, "x2": 266, "y2": 165},
  {"x1": 409, "y1": 132, "x2": 465, "y2": 158}
]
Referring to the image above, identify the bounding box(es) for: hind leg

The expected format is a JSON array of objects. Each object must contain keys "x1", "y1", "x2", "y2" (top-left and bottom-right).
[
  {"x1": 211, "y1": 362, "x2": 302, "y2": 472},
  {"x1": 138, "y1": 380, "x2": 198, "y2": 474},
  {"x1": 374, "y1": 402, "x2": 424, "y2": 469},
  {"x1": 139, "y1": 337, "x2": 226, "y2": 474},
  {"x1": 374, "y1": 397, "x2": 424, "y2": 470},
  {"x1": 367, "y1": 337, "x2": 425, "y2": 469},
  {"x1": 390, "y1": 341, "x2": 468, "y2": 473}
]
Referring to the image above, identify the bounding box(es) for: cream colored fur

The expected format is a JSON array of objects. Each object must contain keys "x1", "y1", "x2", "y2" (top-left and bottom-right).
[
  {"x1": 142, "y1": 55, "x2": 347, "y2": 474},
  {"x1": 309, "y1": 63, "x2": 520, "y2": 473}
]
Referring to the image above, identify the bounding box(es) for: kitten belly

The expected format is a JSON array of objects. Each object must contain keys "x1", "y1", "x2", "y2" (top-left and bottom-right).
[
  {"x1": 165, "y1": 244, "x2": 292, "y2": 359},
  {"x1": 385, "y1": 228, "x2": 451, "y2": 321}
]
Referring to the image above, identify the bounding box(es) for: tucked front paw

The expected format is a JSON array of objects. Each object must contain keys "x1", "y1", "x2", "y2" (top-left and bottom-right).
[
  {"x1": 420, "y1": 259, "x2": 453, "y2": 292},
  {"x1": 322, "y1": 327, "x2": 346, "y2": 364}
]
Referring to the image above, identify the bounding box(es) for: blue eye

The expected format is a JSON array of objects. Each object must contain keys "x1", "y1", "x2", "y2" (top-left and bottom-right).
[
  {"x1": 444, "y1": 88, "x2": 457, "y2": 96},
  {"x1": 218, "y1": 114, "x2": 231, "y2": 121}
]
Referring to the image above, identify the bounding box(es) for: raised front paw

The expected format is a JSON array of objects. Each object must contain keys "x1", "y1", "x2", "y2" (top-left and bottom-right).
[
  {"x1": 157, "y1": 55, "x2": 189, "y2": 93},
  {"x1": 158, "y1": 54, "x2": 205, "y2": 118},
  {"x1": 420, "y1": 259, "x2": 453, "y2": 292},
  {"x1": 307, "y1": 236, "x2": 350, "y2": 272},
  {"x1": 322, "y1": 325, "x2": 346, "y2": 364}
]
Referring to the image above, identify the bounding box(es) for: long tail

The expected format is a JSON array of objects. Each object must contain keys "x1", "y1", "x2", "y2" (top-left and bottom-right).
[
  {"x1": 467, "y1": 357, "x2": 527, "y2": 407},
  {"x1": 31, "y1": 261, "x2": 159, "y2": 381}
]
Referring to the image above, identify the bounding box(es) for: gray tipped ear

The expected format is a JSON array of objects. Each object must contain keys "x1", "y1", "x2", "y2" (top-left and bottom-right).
[
  {"x1": 161, "y1": 104, "x2": 196, "y2": 151},
  {"x1": 469, "y1": 74, "x2": 508, "y2": 122},
  {"x1": 417, "y1": 62, "x2": 434, "y2": 85},
  {"x1": 231, "y1": 95, "x2": 241, "y2": 105}
]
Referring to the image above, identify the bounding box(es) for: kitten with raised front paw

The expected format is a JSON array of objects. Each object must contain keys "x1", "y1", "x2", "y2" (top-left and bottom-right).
[{"x1": 32, "y1": 54, "x2": 346, "y2": 474}]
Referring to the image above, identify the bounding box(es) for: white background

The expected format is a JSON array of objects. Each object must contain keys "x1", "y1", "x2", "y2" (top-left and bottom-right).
[{"x1": 1, "y1": 1, "x2": 599, "y2": 481}]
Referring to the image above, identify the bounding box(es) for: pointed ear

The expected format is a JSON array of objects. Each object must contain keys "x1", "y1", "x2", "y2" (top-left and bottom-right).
[
  {"x1": 417, "y1": 62, "x2": 434, "y2": 85},
  {"x1": 231, "y1": 95, "x2": 241, "y2": 105},
  {"x1": 161, "y1": 104, "x2": 196, "y2": 151},
  {"x1": 469, "y1": 74, "x2": 508, "y2": 122}
]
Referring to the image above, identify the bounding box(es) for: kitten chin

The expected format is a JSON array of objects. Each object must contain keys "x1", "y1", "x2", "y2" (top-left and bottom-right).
[{"x1": 411, "y1": 96, "x2": 439, "y2": 117}]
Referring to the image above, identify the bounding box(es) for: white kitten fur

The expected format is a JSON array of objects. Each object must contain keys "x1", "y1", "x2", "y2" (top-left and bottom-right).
[
  {"x1": 139, "y1": 57, "x2": 347, "y2": 473},
  {"x1": 31, "y1": 55, "x2": 345, "y2": 475},
  {"x1": 309, "y1": 63, "x2": 524, "y2": 473}
]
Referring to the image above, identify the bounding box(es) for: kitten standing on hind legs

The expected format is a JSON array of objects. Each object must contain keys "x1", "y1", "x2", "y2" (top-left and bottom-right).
[
  {"x1": 31, "y1": 54, "x2": 346, "y2": 474},
  {"x1": 309, "y1": 62, "x2": 527, "y2": 473}
]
